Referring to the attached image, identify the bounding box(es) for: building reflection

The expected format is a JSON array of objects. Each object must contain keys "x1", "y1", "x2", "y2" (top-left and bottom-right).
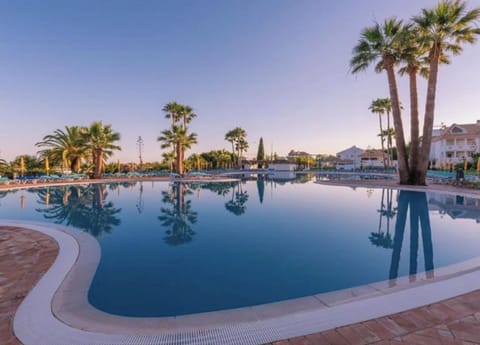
[
  {"x1": 35, "y1": 184, "x2": 121, "y2": 238},
  {"x1": 428, "y1": 192, "x2": 480, "y2": 222},
  {"x1": 158, "y1": 183, "x2": 198, "y2": 245},
  {"x1": 389, "y1": 191, "x2": 434, "y2": 284}
]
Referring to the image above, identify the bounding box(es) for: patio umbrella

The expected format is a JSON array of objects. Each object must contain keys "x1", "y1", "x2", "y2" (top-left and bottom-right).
[
  {"x1": 20, "y1": 156, "x2": 25, "y2": 177},
  {"x1": 477, "y1": 158, "x2": 480, "y2": 173},
  {"x1": 45, "y1": 157, "x2": 50, "y2": 175},
  {"x1": 464, "y1": 158, "x2": 468, "y2": 171}
]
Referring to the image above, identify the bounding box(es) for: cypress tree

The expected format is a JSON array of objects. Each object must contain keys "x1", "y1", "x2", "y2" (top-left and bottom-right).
[{"x1": 256, "y1": 137, "x2": 265, "y2": 161}]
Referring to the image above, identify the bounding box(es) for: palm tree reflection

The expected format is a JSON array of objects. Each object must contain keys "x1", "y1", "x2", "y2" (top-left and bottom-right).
[
  {"x1": 369, "y1": 189, "x2": 396, "y2": 249},
  {"x1": 225, "y1": 182, "x2": 249, "y2": 215},
  {"x1": 158, "y1": 183, "x2": 198, "y2": 246},
  {"x1": 36, "y1": 184, "x2": 121, "y2": 238},
  {"x1": 389, "y1": 190, "x2": 434, "y2": 284}
]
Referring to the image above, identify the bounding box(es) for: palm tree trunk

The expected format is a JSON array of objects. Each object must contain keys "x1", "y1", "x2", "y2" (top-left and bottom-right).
[
  {"x1": 408, "y1": 67, "x2": 421, "y2": 184},
  {"x1": 378, "y1": 114, "x2": 386, "y2": 169},
  {"x1": 94, "y1": 149, "x2": 103, "y2": 179},
  {"x1": 237, "y1": 145, "x2": 241, "y2": 168},
  {"x1": 417, "y1": 47, "x2": 441, "y2": 185},
  {"x1": 386, "y1": 111, "x2": 392, "y2": 168},
  {"x1": 176, "y1": 143, "x2": 183, "y2": 174},
  {"x1": 384, "y1": 57, "x2": 409, "y2": 184}
]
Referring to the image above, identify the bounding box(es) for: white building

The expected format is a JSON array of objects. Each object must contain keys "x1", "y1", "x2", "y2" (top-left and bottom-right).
[
  {"x1": 429, "y1": 121, "x2": 480, "y2": 166},
  {"x1": 335, "y1": 159, "x2": 355, "y2": 171},
  {"x1": 360, "y1": 149, "x2": 387, "y2": 168},
  {"x1": 336, "y1": 146, "x2": 364, "y2": 169},
  {"x1": 268, "y1": 161, "x2": 296, "y2": 171}
]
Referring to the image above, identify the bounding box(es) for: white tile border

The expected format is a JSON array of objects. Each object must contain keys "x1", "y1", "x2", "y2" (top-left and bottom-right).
[{"x1": 3, "y1": 182, "x2": 480, "y2": 344}]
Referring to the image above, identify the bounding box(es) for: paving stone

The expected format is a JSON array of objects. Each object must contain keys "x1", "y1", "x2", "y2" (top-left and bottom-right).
[
  {"x1": 0, "y1": 226, "x2": 58, "y2": 345},
  {"x1": 362, "y1": 319, "x2": 397, "y2": 340},
  {"x1": 320, "y1": 330, "x2": 350, "y2": 345}
]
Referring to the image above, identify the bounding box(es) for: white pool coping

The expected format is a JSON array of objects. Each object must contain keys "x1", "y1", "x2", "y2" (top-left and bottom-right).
[{"x1": 4, "y1": 184, "x2": 480, "y2": 344}]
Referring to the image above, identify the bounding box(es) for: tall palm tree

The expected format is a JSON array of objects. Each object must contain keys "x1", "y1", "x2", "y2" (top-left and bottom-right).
[
  {"x1": 351, "y1": 19, "x2": 410, "y2": 184},
  {"x1": 236, "y1": 137, "x2": 249, "y2": 168},
  {"x1": 225, "y1": 130, "x2": 237, "y2": 167},
  {"x1": 158, "y1": 125, "x2": 197, "y2": 174},
  {"x1": 36, "y1": 126, "x2": 86, "y2": 173},
  {"x1": 398, "y1": 25, "x2": 430, "y2": 183},
  {"x1": 413, "y1": 0, "x2": 480, "y2": 184},
  {"x1": 369, "y1": 99, "x2": 388, "y2": 169},
  {"x1": 225, "y1": 127, "x2": 248, "y2": 168},
  {"x1": 81, "y1": 122, "x2": 121, "y2": 179},
  {"x1": 159, "y1": 102, "x2": 198, "y2": 174}
]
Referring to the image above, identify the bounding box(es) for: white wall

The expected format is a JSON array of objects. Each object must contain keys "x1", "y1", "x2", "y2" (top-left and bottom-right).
[{"x1": 268, "y1": 163, "x2": 296, "y2": 171}]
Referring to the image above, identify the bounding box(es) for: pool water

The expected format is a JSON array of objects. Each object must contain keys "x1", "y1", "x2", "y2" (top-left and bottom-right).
[{"x1": 1, "y1": 176, "x2": 480, "y2": 317}]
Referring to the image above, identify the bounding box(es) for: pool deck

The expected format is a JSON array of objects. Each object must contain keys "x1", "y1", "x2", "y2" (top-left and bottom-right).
[{"x1": 2, "y1": 179, "x2": 480, "y2": 344}]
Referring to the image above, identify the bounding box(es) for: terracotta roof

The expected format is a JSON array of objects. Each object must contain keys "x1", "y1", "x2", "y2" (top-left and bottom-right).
[
  {"x1": 360, "y1": 149, "x2": 385, "y2": 159},
  {"x1": 433, "y1": 122, "x2": 480, "y2": 142}
]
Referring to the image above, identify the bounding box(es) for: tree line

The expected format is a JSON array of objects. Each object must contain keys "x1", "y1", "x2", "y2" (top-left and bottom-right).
[{"x1": 0, "y1": 102, "x2": 262, "y2": 178}]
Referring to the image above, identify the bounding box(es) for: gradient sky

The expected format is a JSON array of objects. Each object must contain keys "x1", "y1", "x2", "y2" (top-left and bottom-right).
[{"x1": 1, "y1": 0, "x2": 480, "y2": 162}]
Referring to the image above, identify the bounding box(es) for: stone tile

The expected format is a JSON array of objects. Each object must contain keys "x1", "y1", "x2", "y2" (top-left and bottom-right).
[
  {"x1": 400, "y1": 333, "x2": 442, "y2": 345},
  {"x1": 336, "y1": 326, "x2": 367, "y2": 345},
  {"x1": 362, "y1": 319, "x2": 397, "y2": 340},
  {"x1": 389, "y1": 314, "x2": 419, "y2": 334},
  {"x1": 447, "y1": 319, "x2": 480, "y2": 343},
  {"x1": 320, "y1": 330, "x2": 350, "y2": 345},
  {"x1": 303, "y1": 332, "x2": 331, "y2": 345},
  {"x1": 375, "y1": 317, "x2": 408, "y2": 337},
  {"x1": 349, "y1": 324, "x2": 381, "y2": 344}
]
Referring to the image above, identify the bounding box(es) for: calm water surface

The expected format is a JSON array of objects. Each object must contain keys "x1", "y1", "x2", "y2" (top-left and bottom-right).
[{"x1": 1, "y1": 174, "x2": 479, "y2": 316}]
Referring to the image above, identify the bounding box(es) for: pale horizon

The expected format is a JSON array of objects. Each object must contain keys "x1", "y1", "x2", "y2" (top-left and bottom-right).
[{"x1": 1, "y1": 0, "x2": 479, "y2": 163}]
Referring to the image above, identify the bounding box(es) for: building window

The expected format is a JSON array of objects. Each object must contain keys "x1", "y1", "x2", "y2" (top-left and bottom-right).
[
  {"x1": 446, "y1": 152, "x2": 453, "y2": 158},
  {"x1": 446, "y1": 139, "x2": 454, "y2": 146}
]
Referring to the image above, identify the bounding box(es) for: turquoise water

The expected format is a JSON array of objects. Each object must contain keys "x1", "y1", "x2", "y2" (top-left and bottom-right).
[{"x1": 1, "y1": 176, "x2": 480, "y2": 317}]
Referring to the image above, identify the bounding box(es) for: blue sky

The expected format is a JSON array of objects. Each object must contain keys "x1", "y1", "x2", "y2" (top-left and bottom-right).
[{"x1": 1, "y1": 0, "x2": 480, "y2": 162}]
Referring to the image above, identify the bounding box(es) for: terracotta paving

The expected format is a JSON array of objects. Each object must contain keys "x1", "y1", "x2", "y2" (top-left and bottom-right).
[
  {"x1": 269, "y1": 293, "x2": 480, "y2": 344},
  {"x1": 1, "y1": 223, "x2": 480, "y2": 345},
  {"x1": 0, "y1": 226, "x2": 58, "y2": 345}
]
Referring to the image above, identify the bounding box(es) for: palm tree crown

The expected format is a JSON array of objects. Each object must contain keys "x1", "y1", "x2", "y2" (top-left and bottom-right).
[
  {"x1": 82, "y1": 121, "x2": 121, "y2": 179},
  {"x1": 36, "y1": 126, "x2": 86, "y2": 173}
]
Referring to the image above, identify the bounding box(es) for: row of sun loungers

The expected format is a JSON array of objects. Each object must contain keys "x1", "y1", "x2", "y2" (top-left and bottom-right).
[{"x1": 0, "y1": 174, "x2": 89, "y2": 185}]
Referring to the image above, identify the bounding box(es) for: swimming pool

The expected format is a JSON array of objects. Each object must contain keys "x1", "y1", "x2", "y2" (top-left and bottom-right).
[{"x1": 1, "y1": 177, "x2": 480, "y2": 317}]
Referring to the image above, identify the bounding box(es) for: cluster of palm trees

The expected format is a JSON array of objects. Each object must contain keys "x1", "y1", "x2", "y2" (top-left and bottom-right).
[
  {"x1": 224, "y1": 127, "x2": 248, "y2": 168},
  {"x1": 36, "y1": 121, "x2": 121, "y2": 179},
  {"x1": 369, "y1": 98, "x2": 395, "y2": 168},
  {"x1": 351, "y1": 0, "x2": 480, "y2": 185},
  {"x1": 157, "y1": 102, "x2": 198, "y2": 175},
  {"x1": 186, "y1": 150, "x2": 234, "y2": 170}
]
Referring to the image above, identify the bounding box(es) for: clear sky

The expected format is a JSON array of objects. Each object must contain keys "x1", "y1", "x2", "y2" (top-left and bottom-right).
[{"x1": 1, "y1": 0, "x2": 479, "y2": 162}]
